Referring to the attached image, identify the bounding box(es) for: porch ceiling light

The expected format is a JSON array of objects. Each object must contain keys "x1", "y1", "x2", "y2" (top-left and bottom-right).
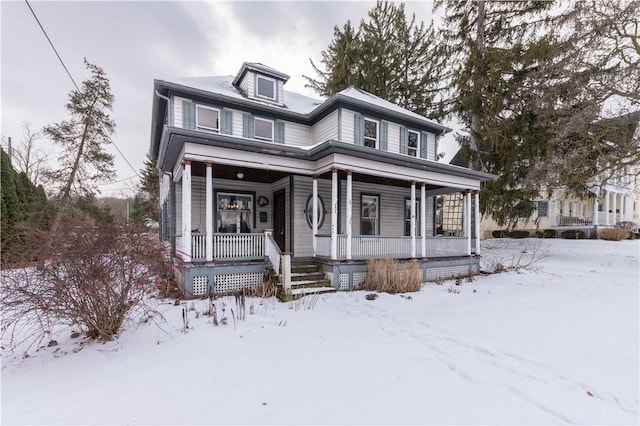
[{"x1": 237, "y1": 171, "x2": 244, "y2": 179}]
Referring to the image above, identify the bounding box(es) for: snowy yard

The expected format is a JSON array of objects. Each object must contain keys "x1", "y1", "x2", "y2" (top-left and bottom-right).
[{"x1": 2, "y1": 238, "x2": 638, "y2": 425}]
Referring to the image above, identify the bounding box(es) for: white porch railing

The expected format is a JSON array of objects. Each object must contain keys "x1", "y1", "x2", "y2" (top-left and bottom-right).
[
  {"x1": 192, "y1": 233, "x2": 207, "y2": 260},
  {"x1": 213, "y1": 233, "x2": 264, "y2": 260},
  {"x1": 425, "y1": 237, "x2": 467, "y2": 257},
  {"x1": 316, "y1": 234, "x2": 468, "y2": 259},
  {"x1": 556, "y1": 216, "x2": 593, "y2": 226},
  {"x1": 264, "y1": 231, "x2": 281, "y2": 274}
]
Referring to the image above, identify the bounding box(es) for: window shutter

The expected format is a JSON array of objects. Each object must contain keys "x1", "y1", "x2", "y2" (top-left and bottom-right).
[
  {"x1": 221, "y1": 110, "x2": 233, "y2": 135},
  {"x1": 243, "y1": 113, "x2": 254, "y2": 139},
  {"x1": 275, "y1": 120, "x2": 285, "y2": 144},
  {"x1": 182, "y1": 101, "x2": 196, "y2": 130},
  {"x1": 420, "y1": 131, "x2": 429, "y2": 159},
  {"x1": 354, "y1": 113, "x2": 363, "y2": 145},
  {"x1": 380, "y1": 121, "x2": 388, "y2": 151},
  {"x1": 400, "y1": 127, "x2": 408, "y2": 154}
]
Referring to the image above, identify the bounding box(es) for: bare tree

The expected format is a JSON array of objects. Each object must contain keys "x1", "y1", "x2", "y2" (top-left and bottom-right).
[{"x1": 1, "y1": 123, "x2": 51, "y2": 188}]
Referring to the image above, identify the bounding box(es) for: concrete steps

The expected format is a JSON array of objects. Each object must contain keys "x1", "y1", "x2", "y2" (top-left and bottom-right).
[{"x1": 275, "y1": 261, "x2": 336, "y2": 301}]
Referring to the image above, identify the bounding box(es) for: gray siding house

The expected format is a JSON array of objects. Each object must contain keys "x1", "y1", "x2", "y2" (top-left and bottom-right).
[{"x1": 150, "y1": 62, "x2": 494, "y2": 297}]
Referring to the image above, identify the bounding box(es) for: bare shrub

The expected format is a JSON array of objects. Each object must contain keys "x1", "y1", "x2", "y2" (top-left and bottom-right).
[
  {"x1": 2, "y1": 220, "x2": 167, "y2": 348},
  {"x1": 599, "y1": 228, "x2": 630, "y2": 241},
  {"x1": 483, "y1": 238, "x2": 548, "y2": 274},
  {"x1": 363, "y1": 258, "x2": 421, "y2": 293}
]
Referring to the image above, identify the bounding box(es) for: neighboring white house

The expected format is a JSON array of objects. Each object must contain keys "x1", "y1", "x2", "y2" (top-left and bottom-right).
[
  {"x1": 149, "y1": 62, "x2": 495, "y2": 297},
  {"x1": 479, "y1": 111, "x2": 640, "y2": 238}
]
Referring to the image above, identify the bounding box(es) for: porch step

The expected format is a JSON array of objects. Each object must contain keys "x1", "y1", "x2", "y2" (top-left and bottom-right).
[
  {"x1": 274, "y1": 261, "x2": 336, "y2": 301},
  {"x1": 290, "y1": 286, "x2": 336, "y2": 296},
  {"x1": 291, "y1": 279, "x2": 332, "y2": 289},
  {"x1": 291, "y1": 272, "x2": 325, "y2": 282}
]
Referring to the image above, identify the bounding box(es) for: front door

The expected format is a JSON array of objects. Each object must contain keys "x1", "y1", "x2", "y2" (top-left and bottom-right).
[{"x1": 273, "y1": 189, "x2": 286, "y2": 252}]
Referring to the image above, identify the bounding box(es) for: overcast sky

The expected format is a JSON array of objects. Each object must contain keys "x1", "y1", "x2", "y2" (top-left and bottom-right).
[{"x1": 1, "y1": 1, "x2": 440, "y2": 196}]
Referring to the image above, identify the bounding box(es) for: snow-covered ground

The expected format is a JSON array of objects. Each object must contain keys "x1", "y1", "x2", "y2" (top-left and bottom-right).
[{"x1": 2, "y1": 238, "x2": 639, "y2": 425}]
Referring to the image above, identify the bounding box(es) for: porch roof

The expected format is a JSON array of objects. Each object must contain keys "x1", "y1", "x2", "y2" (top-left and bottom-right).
[{"x1": 159, "y1": 126, "x2": 496, "y2": 187}]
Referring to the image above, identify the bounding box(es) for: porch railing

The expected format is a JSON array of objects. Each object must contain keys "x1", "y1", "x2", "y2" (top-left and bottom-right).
[
  {"x1": 316, "y1": 234, "x2": 468, "y2": 259},
  {"x1": 213, "y1": 233, "x2": 264, "y2": 260},
  {"x1": 192, "y1": 233, "x2": 207, "y2": 260},
  {"x1": 264, "y1": 231, "x2": 281, "y2": 274},
  {"x1": 556, "y1": 216, "x2": 593, "y2": 226}
]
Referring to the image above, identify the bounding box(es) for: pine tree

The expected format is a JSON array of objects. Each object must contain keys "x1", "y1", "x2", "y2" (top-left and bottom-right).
[
  {"x1": 43, "y1": 59, "x2": 115, "y2": 236},
  {"x1": 305, "y1": 0, "x2": 446, "y2": 118},
  {"x1": 130, "y1": 155, "x2": 159, "y2": 224}
]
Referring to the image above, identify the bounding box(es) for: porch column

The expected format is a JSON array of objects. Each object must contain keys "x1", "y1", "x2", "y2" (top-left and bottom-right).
[
  {"x1": 420, "y1": 183, "x2": 426, "y2": 257},
  {"x1": 330, "y1": 168, "x2": 338, "y2": 260},
  {"x1": 182, "y1": 160, "x2": 192, "y2": 262},
  {"x1": 474, "y1": 190, "x2": 481, "y2": 255},
  {"x1": 312, "y1": 176, "x2": 318, "y2": 257},
  {"x1": 604, "y1": 191, "x2": 610, "y2": 225},
  {"x1": 410, "y1": 181, "x2": 416, "y2": 258},
  {"x1": 612, "y1": 192, "x2": 617, "y2": 225},
  {"x1": 346, "y1": 171, "x2": 353, "y2": 260},
  {"x1": 593, "y1": 196, "x2": 599, "y2": 226},
  {"x1": 550, "y1": 196, "x2": 557, "y2": 227},
  {"x1": 205, "y1": 163, "x2": 214, "y2": 262},
  {"x1": 624, "y1": 196, "x2": 630, "y2": 221},
  {"x1": 465, "y1": 190, "x2": 472, "y2": 256}
]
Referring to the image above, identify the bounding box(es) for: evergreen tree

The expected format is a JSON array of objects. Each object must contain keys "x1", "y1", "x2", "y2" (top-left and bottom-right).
[
  {"x1": 43, "y1": 59, "x2": 115, "y2": 236},
  {"x1": 305, "y1": 0, "x2": 446, "y2": 118},
  {"x1": 130, "y1": 156, "x2": 159, "y2": 224}
]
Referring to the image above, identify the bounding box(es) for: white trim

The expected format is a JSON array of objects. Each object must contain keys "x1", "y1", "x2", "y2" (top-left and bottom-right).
[
  {"x1": 255, "y1": 74, "x2": 277, "y2": 101},
  {"x1": 196, "y1": 105, "x2": 220, "y2": 133},
  {"x1": 363, "y1": 117, "x2": 379, "y2": 148},
  {"x1": 331, "y1": 170, "x2": 338, "y2": 260},
  {"x1": 254, "y1": 117, "x2": 274, "y2": 141},
  {"x1": 410, "y1": 182, "x2": 416, "y2": 258},
  {"x1": 346, "y1": 172, "x2": 353, "y2": 260},
  {"x1": 312, "y1": 178, "x2": 318, "y2": 257},
  {"x1": 205, "y1": 164, "x2": 213, "y2": 262}
]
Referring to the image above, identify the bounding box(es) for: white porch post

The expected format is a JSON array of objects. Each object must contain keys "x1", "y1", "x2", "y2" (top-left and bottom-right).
[
  {"x1": 182, "y1": 160, "x2": 192, "y2": 262},
  {"x1": 623, "y1": 196, "x2": 630, "y2": 221},
  {"x1": 474, "y1": 190, "x2": 481, "y2": 255},
  {"x1": 420, "y1": 183, "x2": 426, "y2": 257},
  {"x1": 410, "y1": 181, "x2": 416, "y2": 258},
  {"x1": 346, "y1": 171, "x2": 353, "y2": 260},
  {"x1": 612, "y1": 192, "x2": 617, "y2": 224},
  {"x1": 550, "y1": 196, "x2": 557, "y2": 227},
  {"x1": 205, "y1": 162, "x2": 213, "y2": 262},
  {"x1": 312, "y1": 176, "x2": 318, "y2": 257},
  {"x1": 330, "y1": 168, "x2": 338, "y2": 260},
  {"x1": 465, "y1": 190, "x2": 472, "y2": 255},
  {"x1": 593, "y1": 195, "x2": 599, "y2": 226},
  {"x1": 604, "y1": 191, "x2": 610, "y2": 225}
]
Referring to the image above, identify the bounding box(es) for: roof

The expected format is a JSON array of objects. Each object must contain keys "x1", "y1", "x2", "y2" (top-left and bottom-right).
[
  {"x1": 164, "y1": 75, "x2": 322, "y2": 114},
  {"x1": 593, "y1": 111, "x2": 640, "y2": 146},
  {"x1": 231, "y1": 62, "x2": 290, "y2": 86}
]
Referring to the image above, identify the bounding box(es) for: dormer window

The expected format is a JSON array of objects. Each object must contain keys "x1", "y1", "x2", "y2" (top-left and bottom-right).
[
  {"x1": 256, "y1": 75, "x2": 276, "y2": 101},
  {"x1": 196, "y1": 105, "x2": 219, "y2": 133},
  {"x1": 254, "y1": 117, "x2": 274, "y2": 141},
  {"x1": 363, "y1": 118, "x2": 378, "y2": 148}
]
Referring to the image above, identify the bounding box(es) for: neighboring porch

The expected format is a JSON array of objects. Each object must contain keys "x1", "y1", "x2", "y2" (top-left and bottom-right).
[{"x1": 550, "y1": 189, "x2": 635, "y2": 228}]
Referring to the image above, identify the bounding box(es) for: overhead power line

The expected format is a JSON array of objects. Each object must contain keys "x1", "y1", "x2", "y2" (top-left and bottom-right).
[{"x1": 24, "y1": 0, "x2": 140, "y2": 178}]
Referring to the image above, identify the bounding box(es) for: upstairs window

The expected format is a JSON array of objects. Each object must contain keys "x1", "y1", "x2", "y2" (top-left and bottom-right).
[
  {"x1": 256, "y1": 75, "x2": 276, "y2": 100},
  {"x1": 254, "y1": 117, "x2": 274, "y2": 141},
  {"x1": 407, "y1": 130, "x2": 419, "y2": 157},
  {"x1": 363, "y1": 118, "x2": 378, "y2": 148},
  {"x1": 196, "y1": 106, "x2": 219, "y2": 132}
]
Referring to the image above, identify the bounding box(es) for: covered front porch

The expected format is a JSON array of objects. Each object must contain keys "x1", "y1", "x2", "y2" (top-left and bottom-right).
[
  {"x1": 550, "y1": 187, "x2": 635, "y2": 228},
  {"x1": 158, "y1": 137, "x2": 492, "y2": 296}
]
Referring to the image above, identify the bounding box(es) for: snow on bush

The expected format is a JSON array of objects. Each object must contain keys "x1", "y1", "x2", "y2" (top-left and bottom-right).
[{"x1": 1, "y1": 220, "x2": 170, "y2": 348}]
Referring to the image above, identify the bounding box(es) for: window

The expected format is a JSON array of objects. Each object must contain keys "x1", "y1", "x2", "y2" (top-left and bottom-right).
[
  {"x1": 304, "y1": 195, "x2": 326, "y2": 229},
  {"x1": 363, "y1": 118, "x2": 378, "y2": 148},
  {"x1": 404, "y1": 198, "x2": 421, "y2": 236},
  {"x1": 254, "y1": 117, "x2": 274, "y2": 141},
  {"x1": 217, "y1": 192, "x2": 253, "y2": 233},
  {"x1": 536, "y1": 201, "x2": 548, "y2": 218},
  {"x1": 361, "y1": 194, "x2": 379, "y2": 235},
  {"x1": 196, "y1": 106, "x2": 219, "y2": 132},
  {"x1": 256, "y1": 75, "x2": 276, "y2": 100},
  {"x1": 407, "y1": 130, "x2": 419, "y2": 157}
]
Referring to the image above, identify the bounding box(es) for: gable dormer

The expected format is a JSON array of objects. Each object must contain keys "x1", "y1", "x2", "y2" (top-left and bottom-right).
[{"x1": 232, "y1": 62, "x2": 289, "y2": 107}]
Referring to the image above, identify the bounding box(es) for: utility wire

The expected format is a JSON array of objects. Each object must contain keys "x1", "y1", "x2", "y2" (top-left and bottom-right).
[{"x1": 24, "y1": 0, "x2": 140, "y2": 178}]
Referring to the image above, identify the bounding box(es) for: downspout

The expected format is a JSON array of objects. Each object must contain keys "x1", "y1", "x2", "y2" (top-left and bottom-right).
[{"x1": 155, "y1": 90, "x2": 173, "y2": 125}]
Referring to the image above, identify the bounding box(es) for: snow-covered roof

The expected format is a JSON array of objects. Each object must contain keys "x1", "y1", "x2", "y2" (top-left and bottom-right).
[
  {"x1": 335, "y1": 86, "x2": 447, "y2": 131},
  {"x1": 162, "y1": 75, "x2": 323, "y2": 115}
]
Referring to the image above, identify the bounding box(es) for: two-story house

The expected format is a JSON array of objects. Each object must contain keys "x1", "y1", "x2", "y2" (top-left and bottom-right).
[{"x1": 149, "y1": 62, "x2": 495, "y2": 297}]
